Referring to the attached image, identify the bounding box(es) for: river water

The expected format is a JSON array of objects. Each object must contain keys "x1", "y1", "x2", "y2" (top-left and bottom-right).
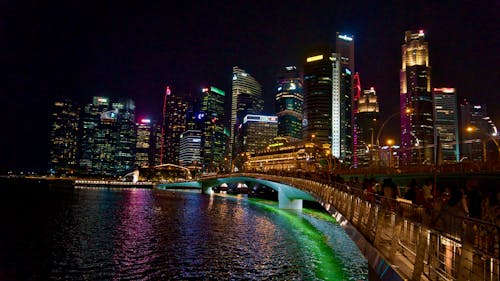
[{"x1": 0, "y1": 184, "x2": 367, "y2": 280}]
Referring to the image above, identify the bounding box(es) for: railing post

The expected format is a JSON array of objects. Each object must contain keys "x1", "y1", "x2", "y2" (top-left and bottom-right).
[
  {"x1": 374, "y1": 205, "x2": 386, "y2": 247},
  {"x1": 411, "y1": 225, "x2": 428, "y2": 281}
]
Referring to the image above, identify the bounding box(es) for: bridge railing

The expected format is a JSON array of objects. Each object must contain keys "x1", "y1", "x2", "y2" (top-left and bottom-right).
[{"x1": 235, "y1": 172, "x2": 499, "y2": 281}]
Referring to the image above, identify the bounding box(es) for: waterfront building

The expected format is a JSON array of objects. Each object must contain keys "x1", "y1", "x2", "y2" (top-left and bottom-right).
[
  {"x1": 79, "y1": 96, "x2": 136, "y2": 176},
  {"x1": 335, "y1": 33, "x2": 355, "y2": 165},
  {"x1": 242, "y1": 114, "x2": 278, "y2": 153},
  {"x1": 303, "y1": 45, "x2": 334, "y2": 149},
  {"x1": 244, "y1": 139, "x2": 328, "y2": 173},
  {"x1": 179, "y1": 130, "x2": 202, "y2": 169},
  {"x1": 161, "y1": 87, "x2": 188, "y2": 165},
  {"x1": 113, "y1": 99, "x2": 137, "y2": 174},
  {"x1": 433, "y1": 88, "x2": 459, "y2": 163},
  {"x1": 231, "y1": 66, "x2": 263, "y2": 158},
  {"x1": 79, "y1": 96, "x2": 112, "y2": 175},
  {"x1": 355, "y1": 87, "x2": 380, "y2": 167},
  {"x1": 48, "y1": 98, "x2": 80, "y2": 175},
  {"x1": 275, "y1": 66, "x2": 303, "y2": 141},
  {"x1": 400, "y1": 30, "x2": 434, "y2": 165},
  {"x1": 135, "y1": 118, "x2": 154, "y2": 168},
  {"x1": 303, "y1": 34, "x2": 355, "y2": 165},
  {"x1": 201, "y1": 86, "x2": 227, "y2": 172}
]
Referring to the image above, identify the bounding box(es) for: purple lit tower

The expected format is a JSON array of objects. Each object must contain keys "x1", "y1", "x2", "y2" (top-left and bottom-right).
[{"x1": 400, "y1": 30, "x2": 434, "y2": 165}]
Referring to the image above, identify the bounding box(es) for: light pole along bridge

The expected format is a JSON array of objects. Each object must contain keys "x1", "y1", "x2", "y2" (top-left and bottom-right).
[{"x1": 158, "y1": 173, "x2": 499, "y2": 281}]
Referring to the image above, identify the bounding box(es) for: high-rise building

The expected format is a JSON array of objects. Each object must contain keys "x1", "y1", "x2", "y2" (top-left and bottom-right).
[
  {"x1": 400, "y1": 30, "x2": 434, "y2": 165},
  {"x1": 201, "y1": 86, "x2": 227, "y2": 172},
  {"x1": 355, "y1": 87, "x2": 380, "y2": 167},
  {"x1": 242, "y1": 114, "x2": 278, "y2": 153},
  {"x1": 303, "y1": 45, "x2": 334, "y2": 148},
  {"x1": 79, "y1": 96, "x2": 136, "y2": 176},
  {"x1": 275, "y1": 66, "x2": 303, "y2": 141},
  {"x1": 433, "y1": 88, "x2": 459, "y2": 163},
  {"x1": 79, "y1": 96, "x2": 112, "y2": 175},
  {"x1": 460, "y1": 101, "x2": 498, "y2": 161},
  {"x1": 161, "y1": 88, "x2": 188, "y2": 165},
  {"x1": 335, "y1": 33, "x2": 355, "y2": 165},
  {"x1": 179, "y1": 130, "x2": 202, "y2": 168},
  {"x1": 48, "y1": 99, "x2": 80, "y2": 175},
  {"x1": 231, "y1": 66, "x2": 263, "y2": 157},
  {"x1": 135, "y1": 118, "x2": 154, "y2": 168},
  {"x1": 113, "y1": 99, "x2": 136, "y2": 174}
]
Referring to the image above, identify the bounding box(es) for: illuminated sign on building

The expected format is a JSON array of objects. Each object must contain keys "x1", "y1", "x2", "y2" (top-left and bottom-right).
[
  {"x1": 210, "y1": 86, "x2": 225, "y2": 96},
  {"x1": 338, "y1": 34, "x2": 353, "y2": 41},
  {"x1": 140, "y1": 118, "x2": 151, "y2": 124},
  {"x1": 306, "y1": 55, "x2": 324, "y2": 62},
  {"x1": 243, "y1": 114, "x2": 278, "y2": 124}
]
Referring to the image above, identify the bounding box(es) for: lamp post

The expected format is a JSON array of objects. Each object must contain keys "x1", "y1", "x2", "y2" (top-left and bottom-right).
[{"x1": 386, "y1": 139, "x2": 394, "y2": 168}]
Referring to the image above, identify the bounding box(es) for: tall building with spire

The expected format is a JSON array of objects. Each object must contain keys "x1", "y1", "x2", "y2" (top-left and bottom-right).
[
  {"x1": 400, "y1": 30, "x2": 434, "y2": 165},
  {"x1": 355, "y1": 86, "x2": 380, "y2": 167},
  {"x1": 231, "y1": 66, "x2": 263, "y2": 157},
  {"x1": 275, "y1": 66, "x2": 303, "y2": 141}
]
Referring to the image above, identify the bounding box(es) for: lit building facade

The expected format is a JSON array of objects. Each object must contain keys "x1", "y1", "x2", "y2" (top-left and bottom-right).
[
  {"x1": 79, "y1": 96, "x2": 136, "y2": 176},
  {"x1": 162, "y1": 89, "x2": 188, "y2": 165},
  {"x1": 231, "y1": 66, "x2": 263, "y2": 157},
  {"x1": 49, "y1": 99, "x2": 80, "y2": 175},
  {"x1": 433, "y1": 88, "x2": 459, "y2": 163},
  {"x1": 303, "y1": 45, "x2": 334, "y2": 148},
  {"x1": 179, "y1": 130, "x2": 202, "y2": 168},
  {"x1": 400, "y1": 30, "x2": 434, "y2": 165},
  {"x1": 335, "y1": 33, "x2": 355, "y2": 165},
  {"x1": 242, "y1": 114, "x2": 278, "y2": 153},
  {"x1": 135, "y1": 118, "x2": 154, "y2": 168},
  {"x1": 355, "y1": 87, "x2": 380, "y2": 167},
  {"x1": 201, "y1": 86, "x2": 227, "y2": 172},
  {"x1": 275, "y1": 66, "x2": 303, "y2": 141}
]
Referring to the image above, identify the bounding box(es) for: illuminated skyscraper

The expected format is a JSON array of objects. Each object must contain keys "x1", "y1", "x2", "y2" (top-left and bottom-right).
[
  {"x1": 79, "y1": 96, "x2": 136, "y2": 176},
  {"x1": 400, "y1": 30, "x2": 434, "y2": 165},
  {"x1": 275, "y1": 66, "x2": 303, "y2": 141},
  {"x1": 48, "y1": 99, "x2": 80, "y2": 175},
  {"x1": 231, "y1": 66, "x2": 263, "y2": 157},
  {"x1": 179, "y1": 130, "x2": 202, "y2": 168},
  {"x1": 433, "y1": 88, "x2": 459, "y2": 163},
  {"x1": 135, "y1": 118, "x2": 154, "y2": 168},
  {"x1": 355, "y1": 87, "x2": 380, "y2": 167},
  {"x1": 303, "y1": 45, "x2": 333, "y2": 147},
  {"x1": 161, "y1": 88, "x2": 188, "y2": 165},
  {"x1": 303, "y1": 34, "x2": 355, "y2": 165},
  {"x1": 242, "y1": 114, "x2": 278, "y2": 153},
  {"x1": 335, "y1": 33, "x2": 355, "y2": 165},
  {"x1": 201, "y1": 86, "x2": 227, "y2": 172}
]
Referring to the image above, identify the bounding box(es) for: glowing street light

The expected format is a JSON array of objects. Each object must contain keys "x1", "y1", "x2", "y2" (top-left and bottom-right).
[{"x1": 466, "y1": 125, "x2": 500, "y2": 162}]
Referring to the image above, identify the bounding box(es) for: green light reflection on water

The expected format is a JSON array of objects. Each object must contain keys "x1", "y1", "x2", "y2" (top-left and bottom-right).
[{"x1": 247, "y1": 198, "x2": 346, "y2": 281}]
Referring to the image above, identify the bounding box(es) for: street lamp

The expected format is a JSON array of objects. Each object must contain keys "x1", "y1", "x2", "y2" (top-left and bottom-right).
[{"x1": 386, "y1": 139, "x2": 394, "y2": 167}]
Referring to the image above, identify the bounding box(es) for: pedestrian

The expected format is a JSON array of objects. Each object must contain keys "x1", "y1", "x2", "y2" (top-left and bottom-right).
[{"x1": 464, "y1": 179, "x2": 482, "y2": 219}]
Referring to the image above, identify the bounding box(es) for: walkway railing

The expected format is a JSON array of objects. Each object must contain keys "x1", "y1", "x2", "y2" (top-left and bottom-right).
[{"x1": 236, "y1": 173, "x2": 499, "y2": 281}]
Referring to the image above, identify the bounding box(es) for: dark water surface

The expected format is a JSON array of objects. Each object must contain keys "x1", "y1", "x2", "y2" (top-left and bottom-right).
[{"x1": 0, "y1": 185, "x2": 367, "y2": 280}]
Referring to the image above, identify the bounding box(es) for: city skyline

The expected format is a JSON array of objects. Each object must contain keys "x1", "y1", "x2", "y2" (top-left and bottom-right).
[{"x1": 1, "y1": 1, "x2": 498, "y2": 172}]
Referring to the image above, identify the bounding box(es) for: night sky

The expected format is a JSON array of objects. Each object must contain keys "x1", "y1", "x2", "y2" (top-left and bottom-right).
[{"x1": 0, "y1": 1, "x2": 498, "y2": 172}]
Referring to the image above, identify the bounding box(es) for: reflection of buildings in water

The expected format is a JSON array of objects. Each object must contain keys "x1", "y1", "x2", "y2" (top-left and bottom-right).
[{"x1": 244, "y1": 140, "x2": 327, "y2": 172}]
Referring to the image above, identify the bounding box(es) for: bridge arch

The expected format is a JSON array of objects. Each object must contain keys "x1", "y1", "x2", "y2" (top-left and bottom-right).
[{"x1": 158, "y1": 176, "x2": 316, "y2": 209}]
